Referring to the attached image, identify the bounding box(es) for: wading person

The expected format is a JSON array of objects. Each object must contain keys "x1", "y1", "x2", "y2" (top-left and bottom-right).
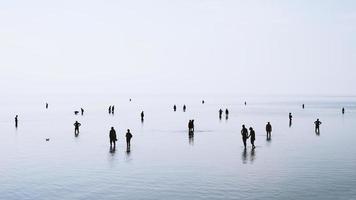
[
  {"x1": 126, "y1": 129, "x2": 132, "y2": 149},
  {"x1": 249, "y1": 127, "x2": 256, "y2": 149},
  {"x1": 109, "y1": 127, "x2": 117, "y2": 148},
  {"x1": 74, "y1": 121, "x2": 81, "y2": 134},
  {"x1": 314, "y1": 119, "x2": 322, "y2": 133},
  {"x1": 241, "y1": 125, "x2": 248, "y2": 149},
  {"x1": 266, "y1": 122, "x2": 272, "y2": 139}
]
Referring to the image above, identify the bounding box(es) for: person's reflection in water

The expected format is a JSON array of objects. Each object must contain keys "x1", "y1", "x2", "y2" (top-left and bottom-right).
[
  {"x1": 109, "y1": 145, "x2": 116, "y2": 154},
  {"x1": 242, "y1": 148, "x2": 248, "y2": 164},
  {"x1": 250, "y1": 148, "x2": 256, "y2": 163},
  {"x1": 189, "y1": 130, "x2": 194, "y2": 145}
]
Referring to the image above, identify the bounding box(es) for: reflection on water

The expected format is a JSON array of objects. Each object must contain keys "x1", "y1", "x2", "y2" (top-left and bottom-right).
[{"x1": 0, "y1": 95, "x2": 356, "y2": 200}]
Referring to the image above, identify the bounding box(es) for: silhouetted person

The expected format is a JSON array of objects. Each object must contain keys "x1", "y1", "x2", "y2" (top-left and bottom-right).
[
  {"x1": 314, "y1": 119, "x2": 322, "y2": 133},
  {"x1": 109, "y1": 127, "x2": 117, "y2": 148},
  {"x1": 109, "y1": 106, "x2": 112, "y2": 114},
  {"x1": 249, "y1": 127, "x2": 256, "y2": 149},
  {"x1": 202, "y1": 100, "x2": 205, "y2": 104},
  {"x1": 266, "y1": 122, "x2": 272, "y2": 139},
  {"x1": 219, "y1": 109, "x2": 223, "y2": 119},
  {"x1": 188, "y1": 120, "x2": 195, "y2": 133},
  {"x1": 241, "y1": 125, "x2": 248, "y2": 149},
  {"x1": 46, "y1": 103, "x2": 48, "y2": 109},
  {"x1": 342, "y1": 107, "x2": 345, "y2": 114},
  {"x1": 173, "y1": 105, "x2": 177, "y2": 112},
  {"x1": 141, "y1": 111, "x2": 144, "y2": 121},
  {"x1": 111, "y1": 105, "x2": 115, "y2": 114},
  {"x1": 289, "y1": 113, "x2": 293, "y2": 127},
  {"x1": 302, "y1": 104, "x2": 305, "y2": 109},
  {"x1": 126, "y1": 129, "x2": 132, "y2": 149},
  {"x1": 183, "y1": 105, "x2": 186, "y2": 112},
  {"x1": 74, "y1": 121, "x2": 81, "y2": 134},
  {"x1": 15, "y1": 115, "x2": 18, "y2": 127},
  {"x1": 244, "y1": 101, "x2": 247, "y2": 106},
  {"x1": 225, "y1": 109, "x2": 229, "y2": 116},
  {"x1": 129, "y1": 98, "x2": 132, "y2": 102},
  {"x1": 81, "y1": 108, "x2": 84, "y2": 116}
]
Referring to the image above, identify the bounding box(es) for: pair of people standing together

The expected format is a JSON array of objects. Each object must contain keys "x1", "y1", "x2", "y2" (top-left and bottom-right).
[
  {"x1": 109, "y1": 127, "x2": 133, "y2": 149},
  {"x1": 241, "y1": 125, "x2": 256, "y2": 149}
]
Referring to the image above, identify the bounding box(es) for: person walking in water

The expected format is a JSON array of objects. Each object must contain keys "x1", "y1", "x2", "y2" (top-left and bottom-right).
[
  {"x1": 219, "y1": 109, "x2": 223, "y2": 119},
  {"x1": 266, "y1": 122, "x2": 272, "y2": 140},
  {"x1": 289, "y1": 113, "x2": 293, "y2": 127},
  {"x1": 249, "y1": 127, "x2": 256, "y2": 149},
  {"x1": 15, "y1": 115, "x2": 18, "y2": 127},
  {"x1": 126, "y1": 129, "x2": 133, "y2": 149},
  {"x1": 109, "y1": 127, "x2": 117, "y2": 148},
  {"x1": 241, "y1": 125, "x2": 248, "y2": 149},
  {"x1": 342, "y1": 107, "x2": 345, "y2": 114},
  {"x1": 314, "y1": 119, "x2": 322, "y2": 133},
  {"x1": 183, "y1": 105, "x2": 186, "y2": 112},
  {"x1": 74, "y1": 121, "x2": 81, "y2": 134},
  {"x1": 173, "y1": 105, "x2": 177, "y2": 112},
  {"x1": 141, "y1": 111, "x2": 144, "y2": 121}
]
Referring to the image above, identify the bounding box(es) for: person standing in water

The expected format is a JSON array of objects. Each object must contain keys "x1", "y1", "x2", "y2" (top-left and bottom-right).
[
  {"x1": 241, "y1": 125, "x2": 248, "y2": 149},
  {"x1": 183, "y1": 105, "x2": 186, "y2": 112},
  {"x1": 302, "y1": 104, "x2": 305, "y2": 109},
  {"x1": 73, "y1": 121, "x2": 81, "y2": 134},
  {"x1": 342, "y1": 107, "x2": 345, "y2": 114},
  {"x1": 126, "y1": 129, "x2": 133, "y2": 149},
  {"x1": 173, "y1": 105, "x2": 177, "y2": 112},
  {"x1": 314, "y1": 119, "x2": 322, "y2": 133},
  {"x1": 46, "y1": 103, "x2": 48, "y2": 109},
  {"x1": 111, "y1": 105, "x2": 115, "y2": 114},
  {"x1": 81, "y1": 108, "x2": 84, "y2": 116},
  {"x1": 289, "y1": 113, "x2": 293, "y2": 127},
  {"x1": 109, "y1": 127, "x2": 117, "y2": 148},
  {"x1": 266, "y1": 122, "x2": 272, "y2": 139},
  {"x1": 219, "y1": 109, "x2": 223, "y2": 119},
  {"x1": 108, "y1": 106, "x2": 112, "y2": 114},
  {"x1": 15, "y1": 115, "x2": 18, "y2": 127},
  {"x1": 249, "y1": 127, "x2": 256, "y2": 149},
  {"x1": 141, "y1": 111, "x2": 144, "y2": 121}
]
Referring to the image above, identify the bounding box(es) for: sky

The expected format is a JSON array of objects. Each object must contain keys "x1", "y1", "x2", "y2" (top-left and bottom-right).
[{"x1": 0, "y1": 0, "x2": 355, "y2": 96}]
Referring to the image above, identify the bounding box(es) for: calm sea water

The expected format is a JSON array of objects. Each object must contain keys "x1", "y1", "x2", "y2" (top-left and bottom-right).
[{"x1": 1, "y1": 94, "x2": 355, "y2": 200}]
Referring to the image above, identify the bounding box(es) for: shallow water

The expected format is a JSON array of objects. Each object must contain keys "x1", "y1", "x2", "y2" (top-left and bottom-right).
[{"x1": 1, "y1": 94, "x2": 356, "y2": 200}]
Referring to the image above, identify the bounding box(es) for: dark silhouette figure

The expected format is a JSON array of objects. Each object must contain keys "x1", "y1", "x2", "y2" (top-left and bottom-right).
[
  {"x1": 109, "y1": 127, "x2": 117, "y2": 148},
  {"x1": 249, "y1": 127, "x2": 256, "y2": 149},
  {"x1": 342, "y1": 107, "x2": 345, "y2": 114},
  {"x1": 74, "y1": 111, "x2": 79, "y2": 115},
  {"x1": 289, "y1": 113, "x2": 293, "y2": 127},
  {"x1": 244, "y1": 101, "x2": 247, "y2": 106},
  {"x1": 126, "y1": 129, "x2": 132, "y2": 149},
  {"x1": 141, "y1": 111, "x2": 144, "y2": 121},
  {"x1": 241, "y1": 125, "x2": 248, "y2": 149},
  {"x1": 266, "y1": 122, "x2": 272, "y2": 140},
  {"x1": 183, "y1": 105, "x2": 186, "y2": 112},
  {"x1": 219, "y1": 109, "x2": 223, "y2": 119},
  {"x1": 302, "y1": 104, "x2": 305, "y2": 109},
  {"x1": 225, "y1": 109, "x2": 229, "y2": 120},
  {"x1": 111, "y1": 105, "x2": 115, "y2": 114},
  {"x1": 129, "y1": 98, "x2": 132, "y2": 102},
  {"x1": 108, "y1": 106, "x2": 112, "y2": 114},
  {"x1": 202, "y1": 100, "x2": 205, "y2": 104},
  {"x1": 74, "y1": 121, "x2": 81, "y2": 135},
  {"x1": 314, "y1": 119, "x2": 322, "y2": 133},
  {"x1": 81, "y1": 108, "x2": 84, "y2": 116},
  {"x1": 15, "y1": 115, "x2": 18, "y2": 128},
  {"x1": 46, "y1": 103, "x2": 48, "y2": 109},
  {"x1": 188, "y1": 120, "x2": 195, "y2": 133},
  {"x1": 173, "y1": 105, "x2": 177, "y2": 112}
]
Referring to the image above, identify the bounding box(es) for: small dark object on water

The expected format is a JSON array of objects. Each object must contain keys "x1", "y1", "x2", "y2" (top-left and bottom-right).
[
  {"x1": 74, "y1": 111, "x2": 79, "y2": 115},
  {"x1": 45, "y1": 138, "x2": 50, "y2": 141}
]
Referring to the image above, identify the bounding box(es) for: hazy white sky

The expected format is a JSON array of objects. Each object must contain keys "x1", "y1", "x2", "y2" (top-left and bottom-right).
[{"x1": 1, "y1": 0, "x2": 355, "y2": 95}]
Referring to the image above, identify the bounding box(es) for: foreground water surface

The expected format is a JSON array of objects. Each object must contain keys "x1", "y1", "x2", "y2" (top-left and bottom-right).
[{"x1": 1, "y1": 95, "x2": 355, "y2": 200}]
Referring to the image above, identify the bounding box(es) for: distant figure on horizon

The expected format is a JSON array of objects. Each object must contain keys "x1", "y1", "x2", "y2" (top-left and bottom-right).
[
  {"x1": 219, "y1": 109, "x2": 223, "y2": 119},
  {"x1": 141, "y1": 111, "x2": 144, "y2": 121},
  {"x1": 183, "y1": 105, "x2": 186, "y2": 112},
  {"x1": 126, "y1": 129, "x2": 132, "y2": 149},
  {"x1": 15, "y1": 115, "x2": 18, "y2": 127},
  {"x1": 225, "y1": 109, "x2": 229, "y2": 120},
  {"x1": 74, "y1": 121, "x2": 81, "y2": 135},
  {"x1": 74, "y1": 111, "x2": 79, "y2": 115},
  {"x1": 109, "y1": 127, "x2": 117, "y2": 148},
  {"x1": 173, "y1": 105, "x2": 177, "y2": 112},
  {"x1": 314, "y1": 119, "x2": 322, "y2": 133},
  {"x1": 109, "y1": 106, "x2": 112, "y2": 114},
  {"x1": 249, "y1": 127, "x2": 256, "y2": 149},
  {"x1": 266, "y1": 122, "x2": 272, "y2": 140},
  {"x1": 302, "y1": 104, "x2": 305, "y2": 109},
  {"x1": 111, "y1": 105, "x2": 115, "y2": 114},
  {"x1": 202, "y1": 100, "x2": 205, "y2": 104},
  {"x1": 129, "y1": 98, "x2": 132, "y2": 102},
  {"x1": 46, "y1": 103, "x2": 48, "y2": 109},
  {"x1": 244, "y1": 101, "x2": 247, "y2": 106},
  {"x1": 241, "y1": 125, "x2": 248, "y2": 149},
  {"x1": 81, "y1": 108, "x2": 84, "y2": 116},
  {"x1": 342, "y1": 107, "x2": 345, "y2": 114},
  {"x1": 188, "y1": 120, "x2": 195, "y2": 133},
  {"x1": 289, "y1": 113, "x2": 293, "y2": 127}
]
